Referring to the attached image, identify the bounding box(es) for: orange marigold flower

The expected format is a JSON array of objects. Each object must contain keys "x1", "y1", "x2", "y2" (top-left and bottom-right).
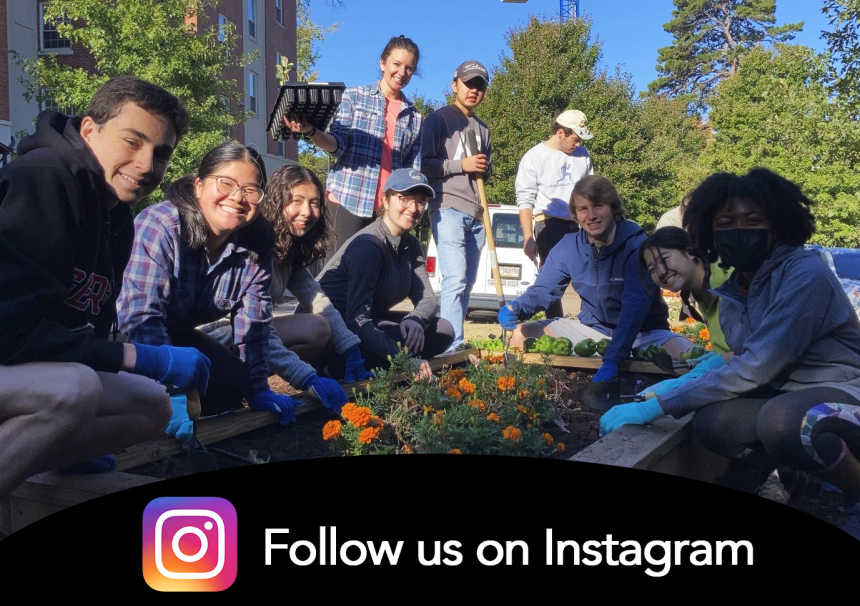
[
  {"x1": 487, "y1": 412, "x2": 500, "y2": 423},
  {"x1": 448, "y1": 448, "x2": 462, "y2": 455},
  {"x1": 358, "y1": 426, "x2": 382, "y2": 444},
  {"x1": 445, "y1": 387, "x2": 462, "y2": 400},
  {"x1": 490, "y1": 354, "x2": 505, "y2": 364},
  {"x1": 341, "y1": 402, "x2": 357, "y2": 416},
  {"x1": 422, "y1": 405, "x2": 435, "y2": 414},
  {"x1": 542, "y1": 432, "x2": 554, "y2": 446},
  {"x1": 448, "y1": 369, "x2": 466, "y2": 381},
  {"x1": 706, "y1": 342, "x2": 713, "y2": 351},
  {"x1": 698, "y1": 328, "x2": 710, "y2": 341},
  {"x1": 343, "y1": 405, "x2": 372, "y2": 427},
  {"x1": 528, "y1": 409, "x2": 536, "y2": 421},
  {"x1": 517, "y1": 405, "x2": 528, "y2": 414},
  {"x1": 368, "y1": 415, "x2": 383, "y2": 428},
  {"x1": 458, "y1": 378, "x2": 476, "y2": 394},
  {"x1": 555, "y1": 443, "x2": 566, "y2": 453},
  {"x1": 432, "y1": 409, "x2": 445, "y2": 426},
  {"x1": 497, "y1": 376, "x2": 516, "y2": 391},
  {"x1": 518, "y1": 389, "x2": 530, "y2": 399},
  {"x1": 403, "y1": 444, "x2": 413, "y2": 454},
  {"x1": 537, "y1": 378, "x2": 546, "y2": 386},
  {"x1": 503, "y1": 425, "x2": 522, "y2": 442},
  {"x1": 685, "y1": 317, "x2": 696, "y2": 325},
  {"x1": 468, "y1": 398, "x2": 487, "y2": 412},
  {"x1": 322, "y1": 420, "x2": 342, "y2": 441}
]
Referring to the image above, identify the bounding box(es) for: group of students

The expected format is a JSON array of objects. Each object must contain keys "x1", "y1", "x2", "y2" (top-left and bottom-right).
[
  {"x1": 497, "y1": 166, "x2": 860, "y2": 507},
  {"x1": 2, "y1": 38, "x2": 859, "y2": 514}
]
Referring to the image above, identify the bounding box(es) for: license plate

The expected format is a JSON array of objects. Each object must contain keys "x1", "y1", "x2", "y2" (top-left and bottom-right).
[
  {"x1": 488, "y1": 279, "x2": 520, "y2": 288},
  {"x1": 499, "y1": 264, "x2": 521, "y2": 279}
]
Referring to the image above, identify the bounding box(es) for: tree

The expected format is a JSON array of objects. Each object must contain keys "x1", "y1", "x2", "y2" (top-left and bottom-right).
[
  {"x1": 15, "y1": 0, "x2": 256, "y2": 209},
  {"x1": 697, "y1": 44, "x2": 860, "y2": 246},
  {"x1": 296, "y1": 0, "x2": 340, "y2": 82},
  {"x1": 478, "y1": 16, "x2": 707, "y2": 229},
  {"x1": 648, "y1": 0, "x2": 802, "y2": 113},
  {"x1": 822, "y1": 0, "x2": 860, "y2": 116}
]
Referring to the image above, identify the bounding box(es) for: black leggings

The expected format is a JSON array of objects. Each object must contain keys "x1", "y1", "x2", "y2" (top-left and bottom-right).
[
  {"x1": 534, "y1": 218, "x2": 578, "y2": 319},
  {"x1": 320, "y1": 311, "x2": 455, "y2": 378},
  {"x1": 692, "y1": 386, "x2": 860, "y2": 472},
  {"x1": 171, "y1": 329, "x2": 250, "y2": 417},
  {"x1": 325, "y1": 202, "x2": 374, "y2": 264}
]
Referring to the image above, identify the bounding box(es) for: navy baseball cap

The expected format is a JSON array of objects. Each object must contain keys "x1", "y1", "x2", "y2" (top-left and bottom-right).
[
  {"x1": 384, "y1": 168, "x2": 435, "y2": 199},
  {"x1": 454, "y1": 60, "x2": 489, "y2": 85}
]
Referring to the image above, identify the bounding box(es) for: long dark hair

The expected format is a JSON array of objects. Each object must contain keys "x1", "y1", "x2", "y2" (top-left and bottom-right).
[
  {"x1": 684, "y1": 167, "x2": 815, "y2": 264},
  {"x1": 380, "y1": 35, "x2": 420, "y2": 72},
  {"x1": 165, "y1": 141, "x2": 267, "y2": 250},
  {"x1": 261, "y1": 165, "x2": 333, "y2": 268},
  {"x1": 638, "y1": 226, "x2": 707, "y2": 323}
]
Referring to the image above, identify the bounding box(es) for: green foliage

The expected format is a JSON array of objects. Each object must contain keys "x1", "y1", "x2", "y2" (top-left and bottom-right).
[
  {"x1": 296, "y1": 0, "x2": 340, "y2": 82},
  {"x1": 409, "y1": 94, "x2": 443, "y2": 119},
  {"x1": 649, "y1": 0, "x2": 802, "y2": 113},
  {"x1": 823, "y1": 0, "x2": 860, "y2": 116},
  {"x1": 323, "y1": 349, "x2": 561, "y2": 457},
  {"x1": 15, "y1": 0, "x2": 256, "y2": 209},
  {"x1": 478, "y1": 16, "x2": 707, "y2": 229},
  {"x1": 697, "y1": 44, "x2": 860, "y2": 246}
]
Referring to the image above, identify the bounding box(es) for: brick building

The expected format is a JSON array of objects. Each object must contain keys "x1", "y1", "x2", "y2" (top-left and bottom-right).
[{"x1": 1, "y1": 0, "x2": 298, "y2": 168}]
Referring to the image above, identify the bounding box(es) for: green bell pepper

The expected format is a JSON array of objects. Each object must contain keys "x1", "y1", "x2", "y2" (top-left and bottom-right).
[{"x1": 551, "y1": 337, "x2": 573, "y2": 356}]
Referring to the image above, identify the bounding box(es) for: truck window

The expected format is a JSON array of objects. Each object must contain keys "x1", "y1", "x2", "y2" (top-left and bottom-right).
[{"x1": 492, "y1": 212, "x2": 524, "y2": 249}]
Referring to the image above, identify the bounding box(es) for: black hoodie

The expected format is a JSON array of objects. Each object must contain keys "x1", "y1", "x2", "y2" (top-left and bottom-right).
[{"x1": 0, "y1": 111, "x2": 132, "y2": 371}]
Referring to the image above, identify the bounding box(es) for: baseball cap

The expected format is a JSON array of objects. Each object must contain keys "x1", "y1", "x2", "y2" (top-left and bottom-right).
[
  {"x1": 453, "y1": 60, "x2": 489, "y2": 85},
  {"x1": 556, "y1": 109, "x2": 594, "y2": 140},
  {"x1": 384, "y1": 168, "x2": 435, "y2": 199}
]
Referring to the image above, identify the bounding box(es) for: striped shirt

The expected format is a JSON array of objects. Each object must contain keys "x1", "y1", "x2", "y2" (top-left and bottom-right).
[
  {"x1": 118, "y1": 201, "x2": 274, "y2": 395},
  {"x1": 326, "y1": 83, "x2": 422, "y2": 218}
]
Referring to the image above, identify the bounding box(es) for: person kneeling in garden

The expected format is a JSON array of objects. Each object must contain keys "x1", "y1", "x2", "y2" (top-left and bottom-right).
[
  {"x1": 600, "y1": 168, "x2": 860, "y2": 510},
  {"x1": 499, "y1": 175, "x2": 694, "y2": 383},
  {"x1": 318, "y1": 169, "x2": 455, "y2": 380}
]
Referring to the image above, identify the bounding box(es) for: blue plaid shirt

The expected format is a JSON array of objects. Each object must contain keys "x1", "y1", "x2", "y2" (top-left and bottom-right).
[
  {"x1": 327, "y1": 83, "x2": 422, "y2": 218},
  {"x1": 118, "y1": 201, "x2": 273, "y2": 395}
]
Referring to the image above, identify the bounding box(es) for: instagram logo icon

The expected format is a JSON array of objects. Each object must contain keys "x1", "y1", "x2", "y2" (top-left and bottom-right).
[{"x1": 142, "y1": 497, "x2": 237, "y2": 591}]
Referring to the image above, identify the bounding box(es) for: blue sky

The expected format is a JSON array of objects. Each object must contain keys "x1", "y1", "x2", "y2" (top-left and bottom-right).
[{"x1": 308, "y1": 0, "x2": 832, "y2": 103}]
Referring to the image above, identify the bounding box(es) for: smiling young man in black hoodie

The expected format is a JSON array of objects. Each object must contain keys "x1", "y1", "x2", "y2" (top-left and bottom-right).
[{"x1": 0, "y1": 77, "x2": 209, "y2": 496}]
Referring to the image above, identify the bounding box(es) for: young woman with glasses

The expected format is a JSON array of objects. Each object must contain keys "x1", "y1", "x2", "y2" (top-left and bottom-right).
[
  {"x1": 119, "y1": 141, "x2": 301, "y2": 437},
  {"x1": 317, "y1": 168, "x2": 454, "y2": 379}
]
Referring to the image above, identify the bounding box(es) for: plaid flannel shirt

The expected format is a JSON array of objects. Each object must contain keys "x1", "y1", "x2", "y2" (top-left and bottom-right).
[
  {"x1": 326, "y1": 83, "x2": 422, "y2": 218},
  {"x1": 118, "y1": 201, "x2": 273, "y2": 395}
]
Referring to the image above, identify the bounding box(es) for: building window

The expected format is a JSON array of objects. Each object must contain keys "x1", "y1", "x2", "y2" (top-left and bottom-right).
[
  {"x1": 220, "y1": 96, "x2": 232, "y2": 140},
  {"x1": 278, "y1": 140, "x2": 285, "y2": 156},
  {"x1": 218, "y1": 13, "x2": 229, "y2": 44},
  {"x1": 247, "y1": 0, "x2": 256, "y2": 40},
  {"x1": 275, "y1": 0, "x2": 283, "y2": 25},
  {"x1": 41, "y1": 92, "x2": 74, "y2": 116},
  {"x1": 39, "y1": 2, "x2": 71, "y2": 51},
  {"x1": 249, "y1": 71, "x2": 258, "y2": 114}
]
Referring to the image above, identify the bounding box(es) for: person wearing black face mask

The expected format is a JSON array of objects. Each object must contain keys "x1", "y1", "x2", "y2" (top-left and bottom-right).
[{"x1": 600, "y1": 167, "x2": 860, "y2": 516}]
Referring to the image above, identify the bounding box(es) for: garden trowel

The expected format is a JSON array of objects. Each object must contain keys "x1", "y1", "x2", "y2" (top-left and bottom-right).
[
  {"x1": 185, "y1": 389, "x2": 220, "y2": 472},
  {"x1": 578, "y1": 381, "x2": 644, "y2": 412}
]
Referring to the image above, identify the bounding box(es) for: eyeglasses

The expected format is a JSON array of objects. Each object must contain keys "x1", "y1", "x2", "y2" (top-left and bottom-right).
[
  {"x1": 209, "y1": 175, "x2": 265, "y2": 205},
  {"x1": 396, "y1": 194, "x2": 428, "y2": 212}
]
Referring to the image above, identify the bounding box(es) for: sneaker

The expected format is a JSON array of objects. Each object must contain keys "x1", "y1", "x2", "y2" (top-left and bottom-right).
[{"x1": 755, "y1": 469, "x2": 790, "y2": 505}]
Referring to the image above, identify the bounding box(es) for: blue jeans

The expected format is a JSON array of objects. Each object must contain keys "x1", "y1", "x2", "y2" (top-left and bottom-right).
[{"x1": 430, "y1": 208, "x2": 485, "y2": 349}]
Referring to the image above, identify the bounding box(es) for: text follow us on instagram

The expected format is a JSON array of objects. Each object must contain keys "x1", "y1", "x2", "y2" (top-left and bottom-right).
[{"x1": 142, "y1": 497, "x2": 237, "y2": 591}]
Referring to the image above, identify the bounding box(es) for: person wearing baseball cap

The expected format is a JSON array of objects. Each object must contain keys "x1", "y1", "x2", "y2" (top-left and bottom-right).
[
  {"x1": 420, "y1": 60, "x2": 492, "y2": 351},
  {"x1": 317, "y1": 168, "x2": 454, "y2": 379},
  {"x1": 515, "y1": 108, "x2": 595, "y2": 319}
]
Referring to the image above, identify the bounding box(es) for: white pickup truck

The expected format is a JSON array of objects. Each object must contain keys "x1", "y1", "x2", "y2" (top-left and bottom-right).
[{"x1": 425, "y1": 204, "x2": 539, "y2": 313}]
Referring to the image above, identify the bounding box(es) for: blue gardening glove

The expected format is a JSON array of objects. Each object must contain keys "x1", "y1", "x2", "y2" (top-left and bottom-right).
[
  {"x1": 343, "y1": 345, "x2": 373, "y2": 383},
  {"x1": 302, "y1": 374, "x2": 348, "y2": 415},
  {"x1": 498, "y1": 301, "x2": 521, "y2": 331},
  {"x1": 638, "y1": 352, "x2": 725, "y2": 398},
  {"x1": 133, "y1": 343, "x2": 211, "y2": 395},
  {"x1": 249, "y1": 389, "x2": 298, "y2": 425},
  {"x1": 165, "y1": 394, "x2": 195, "y2": 449},
  {"x1": 593, "y1": 360, "x2": 619, "y2": 382},
  {"x1": 600, "y1": 398, "x2": 664, "y2": 436}
]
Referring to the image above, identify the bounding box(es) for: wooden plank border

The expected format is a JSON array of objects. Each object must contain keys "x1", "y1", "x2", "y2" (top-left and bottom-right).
[{"x1": 505, "y1": 351, "x2": 690, "y2": 375}]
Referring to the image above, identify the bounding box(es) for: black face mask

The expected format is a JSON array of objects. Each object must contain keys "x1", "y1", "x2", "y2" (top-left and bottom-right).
[{"x1": 713, "y1": 229, "x2": 772, "y2": 272}]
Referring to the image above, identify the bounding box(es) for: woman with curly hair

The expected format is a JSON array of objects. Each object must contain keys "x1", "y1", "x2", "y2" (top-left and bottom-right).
[
  {"x1": 602, "y1": 167, "x2": 860, "y2": 509},
  {"x1": 202, "y1": 165, "x2": 373, "y2": 405}
]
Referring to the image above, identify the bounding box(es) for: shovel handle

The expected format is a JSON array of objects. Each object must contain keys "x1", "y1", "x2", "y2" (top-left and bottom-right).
[{"x1": 186, "y1": 389, "x2": 202, "y2": 421}]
